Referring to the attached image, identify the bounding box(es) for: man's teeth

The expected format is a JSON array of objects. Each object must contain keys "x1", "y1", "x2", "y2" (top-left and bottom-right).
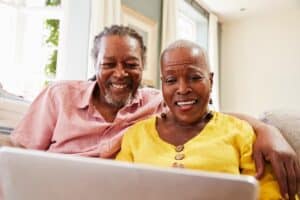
[
  {"x1": 112, "y1": 84, "x2": 126, "y2": 89},
  {"x1": 177, "y1": 100, "x2": 196, "y2": 106}
]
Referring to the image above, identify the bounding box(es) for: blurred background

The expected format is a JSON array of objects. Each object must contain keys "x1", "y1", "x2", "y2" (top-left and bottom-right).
[{"x1": 0, "y1": 0, "x2": 299, "y2": 116}]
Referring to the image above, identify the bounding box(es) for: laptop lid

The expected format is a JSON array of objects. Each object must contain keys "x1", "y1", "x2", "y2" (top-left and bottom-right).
[{"x1": 0, "y1": 147, "x2": 258, "y2": 200}]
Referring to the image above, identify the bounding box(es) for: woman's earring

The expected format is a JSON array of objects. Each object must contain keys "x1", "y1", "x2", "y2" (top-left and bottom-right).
[
  {"x1": 160, "y1": 112, "x2": 167, "y2": 119},
  {"x1": 209, "y1": 98, "x2": 213, "y2": 105}
]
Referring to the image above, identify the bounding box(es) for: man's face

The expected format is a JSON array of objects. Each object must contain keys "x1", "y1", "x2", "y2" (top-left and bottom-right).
[
  {"x1": 95, "y1": 35, "x2": 143, "y2": 108},
  {"x1": 161, "y1": 47, "x2": 213, "y2": 125}
]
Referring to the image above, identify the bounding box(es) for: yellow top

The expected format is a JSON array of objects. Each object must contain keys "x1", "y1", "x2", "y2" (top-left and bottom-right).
[{"x1": 116, "y1": 112, "x2": 282, "y2": 200}]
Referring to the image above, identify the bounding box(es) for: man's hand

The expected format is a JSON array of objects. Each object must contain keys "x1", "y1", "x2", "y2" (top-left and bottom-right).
[
  {"x1": 253, "y1": 124, "x2": 300, "y2": 200},
  {"x1": 229, "y1": 112, "x2": 299, "y2": 199}
]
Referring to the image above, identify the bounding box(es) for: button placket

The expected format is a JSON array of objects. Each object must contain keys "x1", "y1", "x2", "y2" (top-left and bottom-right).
[{"x1": 172, "y1": 145, "x2": 185, "y2": 168}]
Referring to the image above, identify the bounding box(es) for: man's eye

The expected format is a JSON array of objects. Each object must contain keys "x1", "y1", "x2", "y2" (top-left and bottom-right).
[
  {"x1": 101, "y1": 63, "x2": 115, "y2": 68},
  {"x1": 125, "y1": 63, "x2": 140, "y2": 69}
]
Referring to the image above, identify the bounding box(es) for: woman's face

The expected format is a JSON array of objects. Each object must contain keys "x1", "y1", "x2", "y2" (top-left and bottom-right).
[
  {"x1": 95, "y1": 35, "x2": 143, "y2": 108},
  {"x1": 161, "y1": 47, "x2": 213, "y2": 125}
]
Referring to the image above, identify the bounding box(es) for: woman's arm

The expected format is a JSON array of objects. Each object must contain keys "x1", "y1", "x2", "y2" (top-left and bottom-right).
[{"x1": 229, "y1": 112, "x2": 300, "y2": 199}]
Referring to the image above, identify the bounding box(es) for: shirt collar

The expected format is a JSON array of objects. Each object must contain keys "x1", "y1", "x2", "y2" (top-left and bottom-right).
[{"x1": 77, "y1": 81, "x2": 97, "y2": 109}]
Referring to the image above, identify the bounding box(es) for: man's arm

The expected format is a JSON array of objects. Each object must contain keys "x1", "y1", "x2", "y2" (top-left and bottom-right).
[{"x1": 229, "y1": 112, "x2": 300, "y2": 200}]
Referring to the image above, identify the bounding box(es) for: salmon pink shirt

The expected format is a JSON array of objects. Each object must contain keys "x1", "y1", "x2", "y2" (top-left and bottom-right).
[{"x1": 10, "y1": 81, "x2": 163, "y2": 158}]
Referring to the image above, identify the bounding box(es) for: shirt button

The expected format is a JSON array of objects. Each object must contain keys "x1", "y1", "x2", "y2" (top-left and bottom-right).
[
  {"x1": 172, "y1": 162, "x2": 185, "y2": 168},
  {"x1": 175, "y1": 153, "x2": 185, "y2": 160},
  {"x1": 178, "y1": 163, "x2": 185, "y2": 168},
  {"x1": 175, "y1": 145, "x2": 184, "y2": 152},
  {"x1": 172, "y1": 162, "x2": 178, "y2": 167}
]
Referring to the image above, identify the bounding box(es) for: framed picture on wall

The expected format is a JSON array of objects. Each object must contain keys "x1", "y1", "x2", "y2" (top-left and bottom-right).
[{"x1": 121, "y1": 5, "x2": 158, "y2": 88}]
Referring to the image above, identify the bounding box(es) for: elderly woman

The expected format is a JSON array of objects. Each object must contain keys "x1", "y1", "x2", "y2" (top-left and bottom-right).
[
  {"x1": 5, "y1": 25, "x2": 298, "y2": 198},
  {"x1": 116, "y1": 40, "x2": 298, "y2": 199}
]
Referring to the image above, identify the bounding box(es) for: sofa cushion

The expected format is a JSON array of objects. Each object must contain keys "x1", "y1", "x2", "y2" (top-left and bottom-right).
[
  {"x1": 261, "y1": 110, "x2": 300, "y2": 161},
  {"x1": 0, "y1": 97, "x2": 30, "y2": 133}
]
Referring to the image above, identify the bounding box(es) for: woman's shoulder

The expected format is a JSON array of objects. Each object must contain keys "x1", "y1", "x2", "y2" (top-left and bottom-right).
[
  {"x1": 214, "y1": 112, "x2": 254, "y2": 132},
  {"x1": 124, "y1": 116, "x2": 157, "y2": 139},
  {"x1": 128, "y1": 116, "x2": 156, "y2": 131}
]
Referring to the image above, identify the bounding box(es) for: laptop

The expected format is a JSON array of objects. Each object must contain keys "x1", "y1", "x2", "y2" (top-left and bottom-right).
[{"x1": 0, "y1": 147, "x2": 258, "y2": 200}]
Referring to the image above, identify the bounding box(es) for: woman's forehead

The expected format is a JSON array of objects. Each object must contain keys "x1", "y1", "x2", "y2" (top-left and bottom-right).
[
  {"x1": 162, "y1": 48, "x2": 203, "y2": 64},
  {"x1": 162, "y1": 47, "x2": 207, "y2": 69}
]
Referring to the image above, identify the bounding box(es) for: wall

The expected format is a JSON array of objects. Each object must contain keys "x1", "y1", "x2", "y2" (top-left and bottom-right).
[
  {"x1": 220, "y1": 8, "x2": 300, "y2": 116},
  {"x1": 122, "y1": 0, "x2": 162, "y2": 86}
]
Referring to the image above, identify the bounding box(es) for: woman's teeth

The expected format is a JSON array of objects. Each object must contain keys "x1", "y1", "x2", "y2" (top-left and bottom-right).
[{"x1": 176, "y1": 100, "x2": 196, "y2": 106}]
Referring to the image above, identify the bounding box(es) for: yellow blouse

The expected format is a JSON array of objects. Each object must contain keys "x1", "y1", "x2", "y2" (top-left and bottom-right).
[{"x1": 116, "y1": 112, "x2": 281, "y2": 200}]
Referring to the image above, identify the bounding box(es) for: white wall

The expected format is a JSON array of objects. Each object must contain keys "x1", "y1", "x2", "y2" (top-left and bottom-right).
[{"x1": 220, "y1": 8, "x2": 300, "y2": 116}]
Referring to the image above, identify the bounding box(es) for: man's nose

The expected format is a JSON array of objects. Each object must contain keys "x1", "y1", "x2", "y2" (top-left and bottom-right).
[{"x1": 114, "y1": 63, "x2": 128, "y2": 77}]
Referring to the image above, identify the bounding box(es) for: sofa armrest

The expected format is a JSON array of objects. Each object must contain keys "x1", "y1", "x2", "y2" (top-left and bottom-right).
[{"x1": 261, "y1": 110, "x2": 300, "y2": 161}]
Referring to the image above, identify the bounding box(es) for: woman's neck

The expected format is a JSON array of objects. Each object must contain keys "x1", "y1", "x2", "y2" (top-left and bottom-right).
[{"x1": 156, "y1": 111, "x2": 213, "y2": 146}]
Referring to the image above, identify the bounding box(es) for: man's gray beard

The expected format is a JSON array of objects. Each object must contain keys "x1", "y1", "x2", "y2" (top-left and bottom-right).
[{"x1": 104, "y1": 92, "x2": 134, "y2": 108}]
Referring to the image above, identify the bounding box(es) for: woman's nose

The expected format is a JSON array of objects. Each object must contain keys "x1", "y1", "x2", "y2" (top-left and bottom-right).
[{"x1": 176, "y1": 79, "x2": 191, "y2": 95}]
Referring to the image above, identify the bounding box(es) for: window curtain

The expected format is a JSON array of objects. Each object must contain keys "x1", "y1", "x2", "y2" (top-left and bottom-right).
[
  {"x1": 208, "y1": 13, "x2": 220, "y2": 111},
  {"x1": 161, "y1": 0, "x2": 178, "y2": 52},
  {"x1": 87, "y1": 0, "x2": 121, "y2": 78}
]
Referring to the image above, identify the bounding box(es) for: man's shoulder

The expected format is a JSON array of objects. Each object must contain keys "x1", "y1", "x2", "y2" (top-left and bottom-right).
[
  {"x1": 45, "y1": 80, "x2": 95, "y2": 102},
  {"x1": 46, "y1": 80, "x2": 92, "y2": 96},
  {"x1": 138, "y1": 87, "x2": 162, "y2": 98},
  {"x1": 48, "y1": 80, "x2": 91, "y2": 91}
]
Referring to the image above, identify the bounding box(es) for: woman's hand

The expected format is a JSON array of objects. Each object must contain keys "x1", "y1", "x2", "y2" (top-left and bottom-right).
[{"x1": 253, "y1": 124, "x2": 300, "y2": 200}]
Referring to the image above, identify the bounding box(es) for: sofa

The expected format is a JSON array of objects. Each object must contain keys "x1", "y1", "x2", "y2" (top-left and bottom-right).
[
  {"x1": 261, "y1": 110, "x2": 300, "y2": 162},
  {"x1": 0, "y1": 95, "x2": 30, "y2": 134}
]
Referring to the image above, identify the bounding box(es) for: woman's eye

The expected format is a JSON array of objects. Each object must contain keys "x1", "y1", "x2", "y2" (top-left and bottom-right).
[
  {"x1": 190, "y1": 75, "x2": 204, "y2": 81},
  {"x1": 165, "y1": 78, "x2": 176, "y2": 84}
]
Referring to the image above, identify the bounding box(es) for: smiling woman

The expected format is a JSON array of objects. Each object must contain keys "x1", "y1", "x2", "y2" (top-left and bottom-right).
[{"x1": 116, "y1": 39, "x2": 284, "y2": 200}]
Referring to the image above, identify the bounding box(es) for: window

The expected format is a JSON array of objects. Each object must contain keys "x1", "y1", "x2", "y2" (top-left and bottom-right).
[
  {"x1": 176, "y1": 0, "x2": 208, "y2": 50},
  {"x1": 176, "y1": 0, "x2": 220, "y2": 110},
  {"x1": 0, "y1": 0, "x2": 62, "y2": 100}
]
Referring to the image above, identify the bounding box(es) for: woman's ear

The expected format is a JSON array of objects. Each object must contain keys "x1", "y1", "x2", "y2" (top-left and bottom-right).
[{"x1": 209, "y1": 72, "x2": 214, "y2": 91}]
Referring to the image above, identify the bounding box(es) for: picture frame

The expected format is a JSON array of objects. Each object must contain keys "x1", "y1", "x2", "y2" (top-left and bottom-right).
[{"x1": 121, "y1": 5, "x2": 158, "y2": 87}]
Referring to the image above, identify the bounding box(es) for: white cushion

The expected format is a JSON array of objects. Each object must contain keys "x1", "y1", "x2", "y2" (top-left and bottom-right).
[{"x1": 0, "y1": 97, "x2": 30, "y2": 129}]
